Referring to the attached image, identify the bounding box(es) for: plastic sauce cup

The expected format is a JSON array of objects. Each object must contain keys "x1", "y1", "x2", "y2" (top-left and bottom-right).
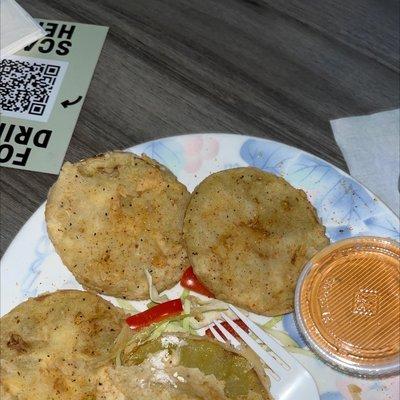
[{"x1": 294, "y1": 236, "x2": 400, "y2": 377}]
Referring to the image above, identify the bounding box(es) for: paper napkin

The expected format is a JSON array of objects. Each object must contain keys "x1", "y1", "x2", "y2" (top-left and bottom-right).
[
  {"x1": 331, "y1": 108, "x2": 400, "y2": 216},
  {"x1": 0, "y1": 0, "x2": 45, "y2": 58}
]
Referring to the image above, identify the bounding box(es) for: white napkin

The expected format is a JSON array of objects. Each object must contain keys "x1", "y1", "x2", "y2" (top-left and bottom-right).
[
  {"x1": 331, "y1": 108, "x2": 400, "y2": 216},
  {"x1": 0, "y1": 0, "x2": 45, "y2": 58}
]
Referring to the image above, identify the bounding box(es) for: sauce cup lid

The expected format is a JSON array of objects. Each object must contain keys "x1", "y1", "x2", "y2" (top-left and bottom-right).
[{"x1": 294, "y1": 236, "x2": 400, "y2": 377}]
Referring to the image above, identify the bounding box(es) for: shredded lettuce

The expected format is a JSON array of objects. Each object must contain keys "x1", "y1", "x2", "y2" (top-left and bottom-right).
[
  {"x1": 183, "y1": 298, "x2": 191, "y2": 314},
  {"x1": 180, "y1": 288, "x2": 190, "y2": 301},
  {"x1": 285, "y1": 346, "x2": 312, "y2": 356},
  {"x1": 142, "y1": 272, "x2": 236, "y2": 334},
  {"x1": 115, "y1": 299, "x2": 139, "y2": 314},
  {"x1": 259, "y1": 317, "x2": 312, "y2": 356},
  {"x1": 122, "y1": 270, "x2": 308, "y2": 365},
  {"x1": 182, "y1": 299, "x2": 191, "y2": 331},
  {"x1": 262, "y1": 328, "x2": 299, "y2": 348},
  {"x1": 261, "y1": 316, "x2": 282, "y2": 330},
  {"x1": 146, "y1": 301, "x2": 157, "y2": 309},
  {"x1": 164, "y1": 321, "x2": 190, "y2": 333},
  {"x1": 148, "y1": 320, "x2": 171, "y2": 342},
  {"x1": 145, "y1": 269, "x2": 169, "y2": 303}
]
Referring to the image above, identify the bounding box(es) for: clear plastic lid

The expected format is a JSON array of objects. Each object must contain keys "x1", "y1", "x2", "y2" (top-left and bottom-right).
[{"x1": 294, "y1": 236, "x2": 400, "y2": 377}]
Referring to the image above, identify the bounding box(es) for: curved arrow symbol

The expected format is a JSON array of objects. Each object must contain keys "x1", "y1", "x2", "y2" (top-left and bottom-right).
[{"x1": 61, "y1": 96, "x2": 82, "y2": 108}]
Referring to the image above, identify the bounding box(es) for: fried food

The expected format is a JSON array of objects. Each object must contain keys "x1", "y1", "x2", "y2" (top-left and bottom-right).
[
  {"x1": 96, "y1": 333, "x2": 271, "y2": 400},
  {"x1": 0, "y1": 290, "x2": 124, "y2": 400},
  {"x1": 45, "y1": 151, "x2": 190, "y2": 299},
  {"x1": 96, "y1": 364, "x2": 231, "y2": 400},
  {"x1": 184, "y1": 167, "x2": 329, "y2": 316}
]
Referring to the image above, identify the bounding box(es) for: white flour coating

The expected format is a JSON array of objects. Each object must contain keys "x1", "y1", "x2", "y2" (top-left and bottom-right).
[
  {"x1": 173, "y1": 371, "x2": 186, "y2": 383},
  {"x1": 148, "y1": 350, "x2": 176, "y2": 387},
  {"x1": 161, "y1": 335, "x2": 187, "y2": 348},
  {"x1": 149, "y1": 350, "x2": 169, "y2": 370},
  {"x1": 153, "y1": 369, "x2": 175, "y2": 386}
]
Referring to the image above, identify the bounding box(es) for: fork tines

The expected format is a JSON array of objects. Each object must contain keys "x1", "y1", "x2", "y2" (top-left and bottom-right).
[{"x1": 209, "y1": 304, "x2": 307, "y2": 378}]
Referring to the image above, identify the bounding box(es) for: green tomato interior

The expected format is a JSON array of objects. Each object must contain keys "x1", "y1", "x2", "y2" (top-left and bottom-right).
[{"x1": 123, "y1": 336, "x2": 267, "y2": 399}]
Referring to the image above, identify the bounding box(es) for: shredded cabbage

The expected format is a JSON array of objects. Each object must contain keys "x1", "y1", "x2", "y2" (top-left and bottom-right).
[
  {"x1": 115, "y1": 299, "x2": 139, "y2": 314},
  {"x1": 285, "y1": 346, "x2": 312, "y2": 356},
  {"x1": 261, "y1": 316, "x2": 281, "y2": 330},
  {"x1": 148, "y1": 320, "x2": 171, "y2": 341},
  {"x1": 182, "y1": 299, "x2": 191, "y2": 331},
  {"x1": 180, "y1": 288, "x2": 190, "y2": 301},
  {"x1": 136, "y1": 270, "x2": 306, "y2": 364},
  {"x1": 262, "y1": 328, "x2": 298, "y2": 348},
  {"x1": 164, "y1": 321, "x2": 190, "y2": 333},
  {"x1": 260, "y1": 323, "x2": 313, "y2": 356},
  {"x1": 145, "y1": 269, "x2": 169, "y2": 303}
]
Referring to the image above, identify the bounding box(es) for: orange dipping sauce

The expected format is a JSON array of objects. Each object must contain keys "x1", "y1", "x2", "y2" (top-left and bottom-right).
[{"x1": 295, "y1": 237, "x2": 400, "y2": 377}]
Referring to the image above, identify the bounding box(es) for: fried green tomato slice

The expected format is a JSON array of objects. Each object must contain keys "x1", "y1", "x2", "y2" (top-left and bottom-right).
[
  {"x1": 96, "y1": 334, "x2": 272, "y2": 400},
  {"x1": 0, "y1": 290, "x2": 124, "y2": 400},
  {"x1": 184, "y1": 167, "x2": 329, "y2": 316},
  {"x1": 45, "y1": 151, "x2": 190, "y2": 299}
]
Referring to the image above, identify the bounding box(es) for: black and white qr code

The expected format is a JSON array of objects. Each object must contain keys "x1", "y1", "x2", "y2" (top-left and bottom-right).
[{"x1": 0, "y1": 55, "x2": 68, "y2": 122}]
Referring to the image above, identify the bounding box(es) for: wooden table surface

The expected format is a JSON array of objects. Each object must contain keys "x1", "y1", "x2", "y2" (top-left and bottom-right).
[{"x1": 1, "y1": 0, "x2": 399, "y2": 256}]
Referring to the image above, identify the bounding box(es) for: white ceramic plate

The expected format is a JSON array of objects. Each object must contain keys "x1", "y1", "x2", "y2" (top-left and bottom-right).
[{"x1": 1, "y1": 134, "x2": 399, "y2": 399}]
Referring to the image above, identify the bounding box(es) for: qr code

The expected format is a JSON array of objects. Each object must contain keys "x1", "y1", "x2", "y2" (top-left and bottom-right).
[{"x1": 0, "y1": 55, "x2": 68, "y2": 122}]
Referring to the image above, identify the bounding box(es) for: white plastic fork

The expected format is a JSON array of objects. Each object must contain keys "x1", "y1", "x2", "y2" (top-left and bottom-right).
[{"x1": 209, "y1": 305, "x2": 319, "y2": 400}]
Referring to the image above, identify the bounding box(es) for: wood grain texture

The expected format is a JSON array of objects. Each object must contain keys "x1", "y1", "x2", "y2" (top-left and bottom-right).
[{"x1": 1, "y1": 0, "x2": 399, "y2": 256}]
